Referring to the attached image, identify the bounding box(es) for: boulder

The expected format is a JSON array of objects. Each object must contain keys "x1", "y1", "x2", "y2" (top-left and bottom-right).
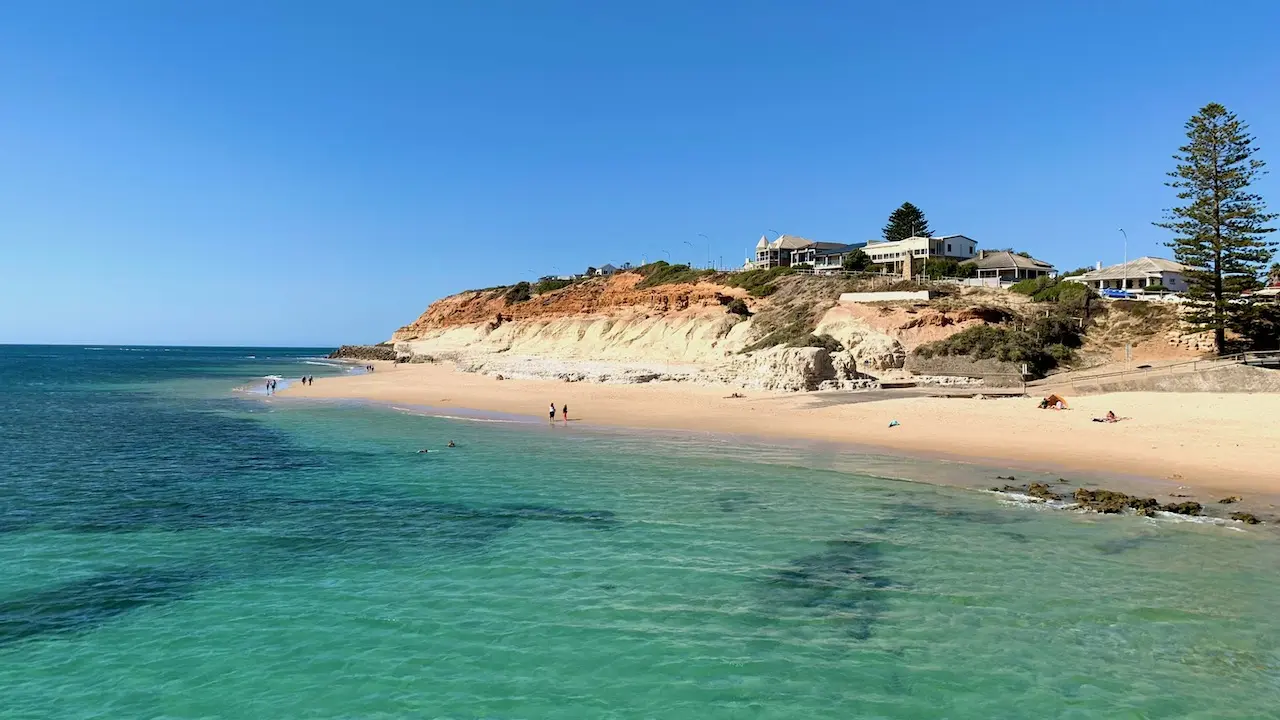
[{"x1": 715, "y1": 347, "x2": 838, "y2": 392}]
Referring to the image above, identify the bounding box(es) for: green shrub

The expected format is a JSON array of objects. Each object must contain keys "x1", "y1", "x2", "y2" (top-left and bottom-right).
[
  {"x1": 913, "y1": 315, "x2": 1084, "y2": 377},
  {"x1": 726, "y1": 298, "x2": 751, "y2": 316},
  {"x1": 923, "y1": 258, "x2": 976, "y2": 279},
  {"x1": 533, "y1": 277, "x2": 574, "y2": 295},
  {"x1": 722, "y1": 267, "x2": 795, "y2": 297},
  {"x1": 633, "y1": 261, "x2": 714, "y2": 289},
  {"x1": 842, "y1": 249, "x2": 871, "y2": 272},
  {"x1": 805, "y1": 334, "x2": 845, "y2": 352},
  {"x1": 504, "y1": 282, "x2": 532, "y2": 304},
  {"x1": 1010, "y1": 277, "x2": 1053, "y2": 296}
]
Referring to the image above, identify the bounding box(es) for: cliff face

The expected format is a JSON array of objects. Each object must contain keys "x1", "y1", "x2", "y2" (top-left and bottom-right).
[
  {"x1": 386, "y1": 271, "x2": 993, "y2": 390},
  {"x1": 393, "y1": 273, "x2": 742, "y2": 339}
]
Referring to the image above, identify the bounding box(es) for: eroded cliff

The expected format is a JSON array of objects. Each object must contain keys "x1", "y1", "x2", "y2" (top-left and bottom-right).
[{"x1": 387, "y1": 270, "x2": 1015, "y2": 390}]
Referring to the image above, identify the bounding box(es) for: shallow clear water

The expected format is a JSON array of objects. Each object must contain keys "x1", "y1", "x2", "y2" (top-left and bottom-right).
[{"x1": 2, "y1": 345, "x2": 1278, "y2": 718}]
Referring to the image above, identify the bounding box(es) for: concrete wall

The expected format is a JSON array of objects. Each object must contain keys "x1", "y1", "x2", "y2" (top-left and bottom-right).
[
  {"x1": 1049, "y1": 364, "x2": 1280, "y2": 395},
  {"x1": 904, "y1": 355, "x2": 1024, "y2": 387},
  {"x1": 839, "y1": 291, "x2": 932, "y2": 303}
]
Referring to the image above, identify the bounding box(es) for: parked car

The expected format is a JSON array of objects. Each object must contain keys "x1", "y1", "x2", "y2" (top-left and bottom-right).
[{"x1": 1100, "y1": 288, "x2": 1136, "y2": 299}]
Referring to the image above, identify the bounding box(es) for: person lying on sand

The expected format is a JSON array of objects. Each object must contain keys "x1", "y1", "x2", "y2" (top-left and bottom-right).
[{"x1": 1092, "y1": 411, "x2": 1124, "y2": 423}]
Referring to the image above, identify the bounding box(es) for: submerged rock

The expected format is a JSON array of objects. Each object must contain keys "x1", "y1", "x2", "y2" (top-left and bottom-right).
[
  {"x1": 1218, "y1": 496, "x2": 1242, "y2": 505},
  {"x1": 1230, "y1": 512, "x2": 1261, "y2": 525},
  {"x1": 1161, "y1": 501, "x2": 1203, "y2": 516}
]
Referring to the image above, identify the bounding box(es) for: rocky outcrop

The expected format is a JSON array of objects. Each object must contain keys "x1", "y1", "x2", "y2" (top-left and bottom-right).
[
  {"x1": 812, "y1": 312, "x2": 906, "y2": 372},
  {"x1": 328, "y1": 345, "x2": 398, "y2": 361},
  {"x1": 703, "y1": 346, "x2": 869, "y2": 391}
]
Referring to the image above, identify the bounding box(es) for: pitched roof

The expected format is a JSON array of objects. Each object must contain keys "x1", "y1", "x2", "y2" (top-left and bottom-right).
[
  {"x1": 960, "y1": 250, "x2": 1055, "y2": 271},
  {"x1": 755, "y1": 235, "x2": 769, "y2": 250},
  {"x1": 813, "y1": 242, "x2": 867, "y2": 257},
  {"x1": 771, "y1": 234, "x2": 813, "y2": 250},
  {"x1": 1074, "y1": 257, "x2": 1188, "y2": 281}
]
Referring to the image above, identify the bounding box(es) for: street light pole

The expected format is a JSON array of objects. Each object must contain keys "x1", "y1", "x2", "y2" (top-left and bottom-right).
[
  {"x1": 1118, "y1": 228, "x2": 1128, "y2": 292},
  {"x1": 698, "y1": 233, "x2": 711, "y2": 269},
  {"x1": 682, "y1": 240, "x2": 695, "y2": 266}
]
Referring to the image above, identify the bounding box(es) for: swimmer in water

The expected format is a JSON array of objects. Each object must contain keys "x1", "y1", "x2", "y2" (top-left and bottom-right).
[
  {"x1": 447, "y1": 441, "x2": 456, "y2": 448},
  {"x1": 417, "y1": 449, "x2": 429, "y2": 454}
]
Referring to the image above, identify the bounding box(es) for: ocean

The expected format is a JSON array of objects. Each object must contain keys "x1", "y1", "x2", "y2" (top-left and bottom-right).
[{"x1": 1, "y1": 345, "x2": 1277, "y2": 718}]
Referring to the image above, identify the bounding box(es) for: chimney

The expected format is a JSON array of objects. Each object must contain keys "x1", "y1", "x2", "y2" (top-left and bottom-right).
[{"x1": 1096, "y1": 261, "x2": 1102, "y2": 271}]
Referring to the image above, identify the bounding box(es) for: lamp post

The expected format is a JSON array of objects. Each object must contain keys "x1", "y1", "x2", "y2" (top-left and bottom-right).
[
  {"x1": 1118, "y1": 228, "x2": 1128, "y2": 292},
  {"x1": 682, "y1": 240, "x2": 695, "y2": 267},
  {"x1": 698, "y1": 233, "x2": 711, "y2": 269},
  {"x1": 662, "y1": 250, "x2": 671, "y2": 263}
]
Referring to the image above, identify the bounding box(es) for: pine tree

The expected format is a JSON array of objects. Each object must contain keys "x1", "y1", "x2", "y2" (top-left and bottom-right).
[
  {"x1": 882, "y1": 202, "x2": 931, "y2": 242},
  {"x1": 1155, "y1": 103, "x2": 1277, "y2": 354}
]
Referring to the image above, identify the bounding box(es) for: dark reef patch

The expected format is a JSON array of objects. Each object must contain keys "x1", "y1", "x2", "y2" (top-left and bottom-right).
[
  {"x1": 0, "y1": 567, "x2": 205, "y2": 646},
  {"x1": 764, "y1": 539, "x2": 893, "y2": 641}
]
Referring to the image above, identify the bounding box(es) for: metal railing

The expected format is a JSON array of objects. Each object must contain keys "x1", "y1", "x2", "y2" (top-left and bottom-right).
[{"x1": 1027, "y1": 350, "x2": 1280, "y2": 388}]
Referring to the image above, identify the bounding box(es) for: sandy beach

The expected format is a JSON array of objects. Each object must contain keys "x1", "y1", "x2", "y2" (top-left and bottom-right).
[{"x1": 282, "y1": 361, "x2": 1280, "y2": 501}]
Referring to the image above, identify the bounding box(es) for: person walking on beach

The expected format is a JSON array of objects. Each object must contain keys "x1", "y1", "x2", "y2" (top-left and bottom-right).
[
  {"x1": 562, "y1": 403, "x2": 569, "y2": 423},
  {"x1": 549, "y1": 403, "x2": 557, "y2": 423}
]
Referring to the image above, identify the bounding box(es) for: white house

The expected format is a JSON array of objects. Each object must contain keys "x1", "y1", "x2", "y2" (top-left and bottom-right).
[
  {"x1": 861, "y1": 235, "x2": 978, "y2": 274},
  {"x1": 1066, "y1": 257, "x2": 1190, "y2": 293},
  {"x1": 960, "y1": 250, "x2": 1056, "y2": 283},
  {"x1": 751, "y1": 235, "x2": 816, "y2": 268}
]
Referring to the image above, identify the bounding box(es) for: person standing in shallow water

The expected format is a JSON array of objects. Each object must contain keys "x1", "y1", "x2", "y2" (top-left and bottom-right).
[{"x1": 549, "y1": 403, "x2": 556, "y2": 424}]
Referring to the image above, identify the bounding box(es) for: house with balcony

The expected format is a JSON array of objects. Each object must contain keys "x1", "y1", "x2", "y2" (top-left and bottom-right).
[
  {"x1": 751, "y1": 235, "x2": 818, "y2": 268},
  {"x1": 861, "y1": 234, "x2": 978, "y2": 274},
  {"x1": 1065, "y1": 257, "x2": 1190, "y2": 293}
]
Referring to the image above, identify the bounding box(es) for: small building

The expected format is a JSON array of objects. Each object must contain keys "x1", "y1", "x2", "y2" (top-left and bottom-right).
[
  {"x1": 861, "y1": 235, "x2": 978, "y2": 275},
  {"x1": 960, "y1": 250, "x2": 1056, "y2": 283},
  {"x1": 1066, "y1": 257, "x2": 1190, "y2": 293},
  {"x1": 591, "y1": 264, "x2": 619, "y2": 276}
]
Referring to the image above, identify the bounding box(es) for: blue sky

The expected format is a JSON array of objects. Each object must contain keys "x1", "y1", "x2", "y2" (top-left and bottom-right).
[{"x1": 3, "y1": 1, "x2": 1279, "y2": 346}]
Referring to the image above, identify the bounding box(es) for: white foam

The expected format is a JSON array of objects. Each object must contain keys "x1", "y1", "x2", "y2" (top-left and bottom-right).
[
  {"x1": 302, "y1": 360, "x2": 343, "y2": 368},
  {"x1": 390, "y1": 406, "x2": 526, "y2": 424}
]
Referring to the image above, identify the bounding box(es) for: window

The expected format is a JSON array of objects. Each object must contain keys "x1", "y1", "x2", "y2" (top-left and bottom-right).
[{"x1": 947, "y1": 243, "x2": 952, "y2": 252}]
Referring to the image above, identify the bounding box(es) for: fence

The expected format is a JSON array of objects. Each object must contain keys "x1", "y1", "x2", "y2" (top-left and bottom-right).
[{"x1": 1027, "y1": 350, "x2": 1280, "y2": 389}]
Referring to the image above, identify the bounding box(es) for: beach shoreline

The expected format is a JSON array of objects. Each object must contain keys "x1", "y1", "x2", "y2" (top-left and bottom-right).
[{"x1": 279, "y1": 360, "x2": 1280, "y2": 516}]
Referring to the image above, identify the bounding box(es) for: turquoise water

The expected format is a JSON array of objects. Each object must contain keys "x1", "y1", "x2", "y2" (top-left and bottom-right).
[{"x1": 2, "y1": 345, "x2": 1278, "y2": 718}]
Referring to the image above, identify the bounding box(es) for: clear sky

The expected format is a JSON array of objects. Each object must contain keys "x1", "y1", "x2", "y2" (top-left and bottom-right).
[{"x1": 3, "y1": 1, "x2": 1279, "y2": 346}]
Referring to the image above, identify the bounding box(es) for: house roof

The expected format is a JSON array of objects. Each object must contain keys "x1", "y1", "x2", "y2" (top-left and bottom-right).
[
  {"x1": 960, "y1": 251, "x2": 1055, "y2": 271},
  {"x1": 755, "y1": 235, "x2": 769, "y2": 250},
  {"x1": 813, "y1": 242, "x2": 867, "y2": 257},
  {"x1": 1074, "y1": 257, "x2": 1188, "y2": 281},
  {"x1": 770, "y1": 234, "x2": 813, "y2": 250}
]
